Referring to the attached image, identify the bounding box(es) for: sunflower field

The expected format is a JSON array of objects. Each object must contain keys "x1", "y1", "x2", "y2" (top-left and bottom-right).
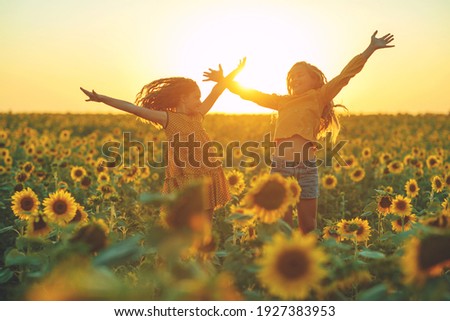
[{"x1": 0, "y1": 112, "x2": 449, "y2": 300}]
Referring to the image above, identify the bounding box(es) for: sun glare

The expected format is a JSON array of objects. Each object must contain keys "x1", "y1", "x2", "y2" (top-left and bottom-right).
[{"x1": 168, "y1": 5, "x2": 324, "y2": 113}]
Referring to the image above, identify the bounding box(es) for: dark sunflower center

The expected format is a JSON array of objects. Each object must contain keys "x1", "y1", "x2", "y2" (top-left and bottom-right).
[
  {"x1": 24, "y1": 164, "x2": 33, "y2": 172},
  {"x1": 228, "y1": 175, "x2": 239, "y2": 186},
  {"x1": 102, "y1": 186, "x2": 112, "y2": 193},
  {"x1": 81, "y1": 176, "x2": 91, "y2": 186},
  {"x1": 446, "y1": 176, "x2": 450, "y2": 185},
  {"x1": 75, "y1": 170, "x2": 83, "y2": 177},
  {"x1": 418, "y1": 235, "x2": 450, "y2": 270},
  {"x1": 397, "y1": 216, "x2": 410, "y2": 225},
  {"x1": 409, "y1": 184, "x2": 417, "y2": 192},
  {"x1": 396, "y1": 200, "x2": 407, "y2": 211},
  {"x1": 435, "y1": 180, "x2": 442, "y2": 188},
  {"x1": 71, "y1": 210, "x2": 82, "y2": 222},
  {"x1": 354, "y1": 170, "x2": 362, "y2": 177},
  {"x1": 380, "y1": 197, "x2": 392, "y2": 208},
  {"x1": 33, "y1": 217, "x2": 47, "y2": 231},
  {"x1": 21, "y1": 196, "x2": 35, "y2": 211},
  {"x1": 254, "y1": 180, "x2": 286, "y2": 210},
  {"x1": 17, "y1": 173, "x2": 28, "y2": 182},
  {"x1": 430, "y1": 159, "x2": 437, "y2": 166},
  {"x1": 325, "y1": 178, "x2": 334, "y2": 185},
  {"x1": 53, "y1": 200, "x2": 68, "y2": 215},
  {"x1": 276, "y1": 249, "x2": 309, "y2": 280}
]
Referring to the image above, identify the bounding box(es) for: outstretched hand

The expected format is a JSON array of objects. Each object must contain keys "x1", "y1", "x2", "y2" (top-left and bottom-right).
[
  {"x1": 203, "y1": 57, "x2": 246, "y2": 84},
  {"x1": 370, "y1": 31, "x2": 395, "y2": 49},
  {"x1": 80, "y1": 87, "x2": 102, "y2": 102}
]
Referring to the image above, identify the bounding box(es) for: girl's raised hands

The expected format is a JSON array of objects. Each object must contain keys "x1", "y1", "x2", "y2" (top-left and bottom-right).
[
  {"x1": 203, "y1": 57, "x2": 246, "y2": 83},
  {"x1": 370, "y1": 30, "x2": 395, "y2": 49},
  {"x1": 80, "y1": 87, "x2": 102, "y2": 102}
]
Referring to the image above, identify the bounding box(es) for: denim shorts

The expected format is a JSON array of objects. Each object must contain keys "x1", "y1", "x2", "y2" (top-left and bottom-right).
[{"x1": 270, "y1": 157, "x2": 319, "y2": 199}]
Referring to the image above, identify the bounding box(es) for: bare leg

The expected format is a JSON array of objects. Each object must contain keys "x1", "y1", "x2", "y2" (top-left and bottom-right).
[{"x1": 296, "y1": 198, "x2": 318, "y2": 234}]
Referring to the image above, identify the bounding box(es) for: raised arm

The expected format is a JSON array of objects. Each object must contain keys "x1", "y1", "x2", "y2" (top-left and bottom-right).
[
  {"x1": 319, "y1": 31, "x2": 395, "y2": 104},
  {"x1": 80, "y1": 87, "x2": 167, "y2": 126},
  {"x1": 198, "y1": 58, "x2": 246, "y2": 115},
  {"x1": 362, "y1": 30, "x2": 395, "y2": 59},
  {"x1": 204, "y1": 58, "x2": 280, "y2": 110}
]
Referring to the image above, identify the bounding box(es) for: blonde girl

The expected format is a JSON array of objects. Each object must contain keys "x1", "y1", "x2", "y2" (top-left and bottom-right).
[
  {"x1": 81, "y1": 59, "x2": 245, "y2": 220},
  {"x1": 206, "y1": 31, "x2": 394, "y2": 233}
]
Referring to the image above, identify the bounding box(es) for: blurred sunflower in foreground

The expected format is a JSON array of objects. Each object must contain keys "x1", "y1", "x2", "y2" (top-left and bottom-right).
[
  {"x1": 244, "y1": 173, "x2": 296, "y2": 224},
  {"x1": 401, "y1": 234, "x2": 450, "y2": 286},
  {"x1": 257, "y1": 231, "x2": 327, "y2": 299}
]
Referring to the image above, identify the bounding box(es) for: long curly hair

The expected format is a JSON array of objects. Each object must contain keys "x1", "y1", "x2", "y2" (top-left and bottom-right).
[
  {"x1": 134, "y1": 77, "x2": 199, "y2": 127},
  {"x1": 287, "y1": 62, "x2": 346, "y2": 142}
]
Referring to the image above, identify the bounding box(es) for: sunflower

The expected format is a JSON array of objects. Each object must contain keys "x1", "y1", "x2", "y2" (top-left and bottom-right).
[
  {"x1": 14, "y1": 171, "x2": 29, "y2": 184},
  {"x1": 77, "y1": 176, "x2": 91, "y2": 190},
  {"x1": 70, "y1": 166, "x2": 87, "y2": 182},
  {"x1": 387, "y1": 160, "x2": 404, "y2": 174},
  {"x1": 379, "y1": 152, "x2": 392, "y2": 164},
  {"x1": 322, "y1": 225, "x2": 341, "y2": 241},
  {"x1": 431, "y1": 175, "x2": 444, "y2": 193},
  {"x1": 390, "y1": 195, "x2": 412, "y2": 217},
  {"x1": 444, "y1": 173, "x2": 450, "y2": 189},
  {"x1": 350, "y1": 167, "x2": 365, "y2": 182},
  {"x1": 442, "y1": 198, "x2": 449, "y2": 214},
  {"x1": 420, "y1": 214, "x2": 449, "y2": 229},
  {"x1": 342, "y1": 155, "x2": 358, "y2": 168},
  {"x1": 225, "y1": 169, "x2": 245, "y2": 195},
  {"x1": 22, "y1": 161, "x2": 35, "y2": 174},
  {"x1": 59, "y1": 129, "x2": 71, "y2": 142},
  {"x1": 257, "y1": 232, "x2": 327, "y2": 299},
  {"x1": 404, "y1": 178, "x2": 420, "y2": 198},
  {"x1": 43, "y1": 190, "x2": 77, "y2": 225},
  {"x1": 0, "y1": 165, "x2": 7, "y2": 175},
  {"x1": 0, "y1": 147, "x2": 10, "y2": 158},
  {"x1": 361, "y1": 147, "x2": 371, "y2": 159},
  {"x1": 426, "y1": 155, "x2": 440, "y2": 169},
  {"x1": 401, "y1": 235, "x2": 450, "y2": 285},
  {"x1": 97, "y1": 183, "x2": 116, "y2": 199},
  {"x1": 140, "y1": 165, "x2": 151, "y2": 179},
  {"x1": 332, "y1": 161, "x2": 342, "y2": 172},
  {"x1": 391, "y1": 213, "x2": 417, "y2": 233},
  {"x1": 70, "y1": 219, "x2": 109, "y2": 253},
  {"x1": 286, "y1": 176, "x2": 302, "y2": 202},
  {"x1": 151, "y1": 172, "x2": 160, "y2": 181},
  {"x1": 403, "y1": 154, "x2": 413, "y2": 166},
  {"x1": 337, "y1": 218, "x2": 371, "y2": 243},
  {"x1": 162, "y1": 181, "x2": 211, "y2": 235},
  {"x1": 322, "y1": 174, "x2": 337, "y2": 190},
  {"x1": 11, "y1": 188, "x2": 40, "y2": 220},
  {"x1": 97, "y1": 172, "x2": 110, "y2": 184},
  {"x1": 26, "y1": 213, "x2": 52, "y2": 237},
  {"x1": 376, "y1": 195, "x2": 392, "y2": 215},
  {"x1": 69, "y1": 204, "x2": 89, "y2": 224},
  {"x1": 190, "y1": 232, "x2": 219, "y2": 261},
  {"x1": 244, "y1": 173, "x2": 293, "y2": 224},
  {"x1": 415, "y1": 168, "x2": 424, "y2": 178}
]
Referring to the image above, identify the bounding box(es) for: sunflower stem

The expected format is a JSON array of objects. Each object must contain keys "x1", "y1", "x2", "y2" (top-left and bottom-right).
[{"x1": 109, "y1": 204, "x2": 116, "y2": 232}]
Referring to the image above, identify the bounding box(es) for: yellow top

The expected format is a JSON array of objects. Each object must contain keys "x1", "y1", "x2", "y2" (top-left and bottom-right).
[{"x1": 228, "y1": 54, "x2": 368, "y2": 141}]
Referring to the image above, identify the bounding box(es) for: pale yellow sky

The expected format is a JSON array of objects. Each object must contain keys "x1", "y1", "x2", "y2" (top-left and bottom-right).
[{"x1": 1, "y1": 0, "x2": 449, "y2": 114}]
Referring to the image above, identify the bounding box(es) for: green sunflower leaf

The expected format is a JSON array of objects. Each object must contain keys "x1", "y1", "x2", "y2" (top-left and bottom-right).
[
  {"x1": 357, "y1": 283, "x2": 389, "y2": 300},
  {"x1": 358, "y1": 250, "x2": 385, "y2": 259},
  {"x1": 93, "y1": 235, "x2": 143, "y2": 267},
  {"x1": 0, "y1": 268, "x2": 14, "y2": 284}
]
